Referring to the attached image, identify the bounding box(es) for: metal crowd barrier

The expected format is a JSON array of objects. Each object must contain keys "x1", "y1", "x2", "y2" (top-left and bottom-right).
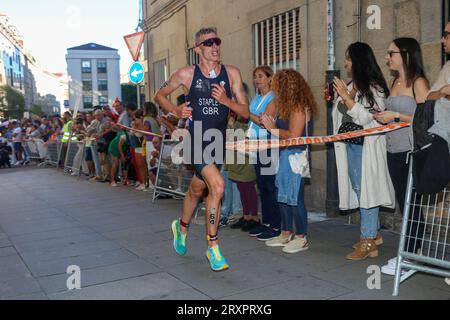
[
  {"x1": 40, "y1": 138, "x2": 63, "y2": 168},
  {"x1": 63, "y1": 139, "x2": 86, "y2": 178},
  {"x1": 152, "y1": 138, "x2": 205, "y2": 222},
  {"x1": 152, "y1": 138, "x2": 194, "y2": 202},
  {"x1": 393, "y1": 160, "x2": 450, "y2": 296},
  {"x1": 23, "y1": 139, "x2": 47, "y2": 165},
  {"x1": 50, "y1": 139, "x2": 63, "y2": 168}
]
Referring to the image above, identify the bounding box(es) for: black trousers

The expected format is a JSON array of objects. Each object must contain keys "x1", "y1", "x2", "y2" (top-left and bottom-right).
[{"x1": 387, "y1": 152, "x2": 425, "y2": 254}]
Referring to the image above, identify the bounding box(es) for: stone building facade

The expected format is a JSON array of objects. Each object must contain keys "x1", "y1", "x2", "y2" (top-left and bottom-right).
[{"x1": 142, "y1": 0, "x2": 447, "y2": 221}]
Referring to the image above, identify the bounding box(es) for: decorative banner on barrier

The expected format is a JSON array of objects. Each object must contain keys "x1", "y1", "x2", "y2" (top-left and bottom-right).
[{"x1": 226, "y1": 123, "x2": 410, "y2": 152}]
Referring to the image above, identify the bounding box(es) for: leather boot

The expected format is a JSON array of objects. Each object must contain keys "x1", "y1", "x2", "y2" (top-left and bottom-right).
[
  {"x1": 352, "y1": 233, "x2": 383, "y2": 249},
  {"x1": 346, "y1": 238, "x2": 379, "y2": 261}
]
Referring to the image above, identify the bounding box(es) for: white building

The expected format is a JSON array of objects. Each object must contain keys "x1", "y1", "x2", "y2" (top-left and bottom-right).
[
  {"x1": 36, "y1": 94, "x2": 60, "y2": 115},
  {"x1": 66, "y1": 43, "x2": 121, "y2": 112},
  {"x1": 1, "y1": 12, "x2": 66, "y2": 116},
  {"x1": 24, "y1": 53, "x2": 67, "y2": 114},
  {"x1": 0, "y1": 13, "x2": 25, "y2": 93}
]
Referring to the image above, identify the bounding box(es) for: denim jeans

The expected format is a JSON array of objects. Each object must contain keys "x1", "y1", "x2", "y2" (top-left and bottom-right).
[
  {"x1": 91, "y1": 143, "x2": 102, "y2": 177},
  {"x1": 277, "y1": 148, "x2": 308, "y2": 235},
  {"x1": 221, "y1": 169, "x2": 242, "y2": 219},
  {"x1": 347, "y1": 144, "x2": 380, "y2": 239},
  {"x1": 255, "y1": 151, "x2": 280, "y2": 229},
  {"x1": 280, "y1": 178, "x2": 308, "y2": 235}
]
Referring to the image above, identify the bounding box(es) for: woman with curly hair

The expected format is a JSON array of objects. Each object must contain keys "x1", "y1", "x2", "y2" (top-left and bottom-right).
[{"x1": 260, "y1": 69, "x2": 317, "y2": 254}]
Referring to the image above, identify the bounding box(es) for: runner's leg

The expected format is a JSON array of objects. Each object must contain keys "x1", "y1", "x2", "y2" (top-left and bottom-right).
[
  {"x1": 201, "y1": 164, "x2": 225, "y2": 247},
  {"x1": 181, "y1": 175, "x2": 207, "y2": 232}
]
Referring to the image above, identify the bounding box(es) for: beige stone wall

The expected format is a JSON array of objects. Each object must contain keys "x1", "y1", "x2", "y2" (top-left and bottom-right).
[{"x1": 143, "y1": 0, "x2": 444, "y2": 213}]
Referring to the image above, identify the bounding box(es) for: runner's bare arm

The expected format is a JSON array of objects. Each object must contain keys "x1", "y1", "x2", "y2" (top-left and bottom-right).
[
  {"x1": 154, "y1": 68, "x2": 192, "y2": 118},
  {"x1": 212, "y1": 66, "x2": 250, "y2": 119}
]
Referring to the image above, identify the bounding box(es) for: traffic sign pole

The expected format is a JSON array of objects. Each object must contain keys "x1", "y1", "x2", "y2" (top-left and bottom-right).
[
  {"x1": 124, "y1": 31, "x2": 146, "y2": 108},
  {"x1": 136, "y1": 51, "x2": 140, "y2": 109},
  {"x1": 137, "y1": 84, "x2": 141, "y2": 109},
  {"x1": 129, "y1": 61, "x2": 145, "y2": 108}
]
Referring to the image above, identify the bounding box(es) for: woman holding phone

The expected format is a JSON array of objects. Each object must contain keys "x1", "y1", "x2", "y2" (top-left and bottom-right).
[{"x1": 332, "y1": 42, "x2": 395, "y2": 261}]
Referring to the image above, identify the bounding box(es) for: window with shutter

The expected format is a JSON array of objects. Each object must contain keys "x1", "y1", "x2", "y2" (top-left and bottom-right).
[
  {"x1": 187, "y1": 48, "x2": 200, "y2": 66},
  {"x1": 153, "y1": 59, "x2": 167, "y2": 94},
  {"x1": 254, "y1": 9, "x2": 301, "y2": 72}
]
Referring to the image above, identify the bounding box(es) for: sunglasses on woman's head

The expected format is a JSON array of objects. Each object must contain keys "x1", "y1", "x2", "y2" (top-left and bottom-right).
[{"x1": 196, "y1": 37, "x2": 222, "y2": 47}]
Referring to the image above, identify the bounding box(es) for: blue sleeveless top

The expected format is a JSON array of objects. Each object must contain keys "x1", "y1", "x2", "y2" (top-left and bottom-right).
[
  {"x1": 186, "y1": 65, "x2": 233, "y2": 161},
  {"x1": 275, "y1": 117, "x2": 310, "y2": 151}
]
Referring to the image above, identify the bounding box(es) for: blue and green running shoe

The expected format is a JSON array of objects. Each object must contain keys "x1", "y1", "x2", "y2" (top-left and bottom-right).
[
  {"x1": 171, "y1": 219, "x2": 187, "y2": 255},
  {"x1": 206, "y1": 246, "x2": 229, "y2": 272}
]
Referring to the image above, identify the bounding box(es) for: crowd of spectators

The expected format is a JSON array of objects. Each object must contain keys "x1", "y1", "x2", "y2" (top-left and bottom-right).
[{"x1": 0, "y1": 96, "x2": 191, "y2": 194}]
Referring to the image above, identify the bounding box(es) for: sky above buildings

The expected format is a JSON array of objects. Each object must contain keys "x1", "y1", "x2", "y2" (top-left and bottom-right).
[{"x1": 2, "y1": 0, "x2": 140, "y2": 75}]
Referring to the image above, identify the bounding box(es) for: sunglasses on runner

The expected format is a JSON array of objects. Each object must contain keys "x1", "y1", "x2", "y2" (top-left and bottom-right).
[
  {"x1": 197, "y1": 37, "x2": 222, "y2": 47},
  {"x1": 443, "y1": 31, "x2": 450, "y2": 39}
]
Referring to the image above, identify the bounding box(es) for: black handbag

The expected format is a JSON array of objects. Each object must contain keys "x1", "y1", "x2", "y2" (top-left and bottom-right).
[{"x1": 338, "y1": 122, "x2": 365, "y2": 145}]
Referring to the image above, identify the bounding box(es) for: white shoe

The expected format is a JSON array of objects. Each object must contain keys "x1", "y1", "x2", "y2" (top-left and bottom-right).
[
  {"x1": 266, "y1": 234, "x2": 294, "y2": 248},
  {"x1": 445, "y1": 278, "x2": 450, "y2": 286},
  {"x1": 381, "y1": 257, "x2": 411, "y2": 276},
  {"x1": 135, "y1": 184, "x2": 146, "y2": 191},
  {"x1": 111, "y1": 182, "x2": 119, "y2": 187},
  {"x1": 282, "y1": 236, "x2": 310, "y2": 254}
]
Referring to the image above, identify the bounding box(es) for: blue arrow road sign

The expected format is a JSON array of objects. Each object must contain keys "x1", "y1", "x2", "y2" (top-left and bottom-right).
[{"x1": 129, "y1": 62, "x2": 145, "y2": 84}]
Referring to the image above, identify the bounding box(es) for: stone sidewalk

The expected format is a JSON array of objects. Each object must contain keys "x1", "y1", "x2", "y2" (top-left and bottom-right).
[{"x1": 0, "y1": 167, "x2": 449, "y2": 300}]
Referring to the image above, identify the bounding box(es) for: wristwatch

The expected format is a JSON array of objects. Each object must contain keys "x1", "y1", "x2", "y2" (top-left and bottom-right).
[{"x1": 394, "y1": 112, "x2": 400, "y2": 123}]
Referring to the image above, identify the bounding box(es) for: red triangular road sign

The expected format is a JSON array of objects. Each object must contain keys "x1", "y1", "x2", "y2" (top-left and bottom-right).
[{"x1": 124, "y1": 31, "x2": 145, "y2": 61}]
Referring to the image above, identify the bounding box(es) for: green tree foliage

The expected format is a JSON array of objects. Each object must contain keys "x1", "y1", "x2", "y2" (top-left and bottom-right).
[
  {"x1": 30, "y1": 104, "x2": 44, "y2": 117},
  {"x1": 0, "y1": 85, "x2": 25, "y2": 119}
]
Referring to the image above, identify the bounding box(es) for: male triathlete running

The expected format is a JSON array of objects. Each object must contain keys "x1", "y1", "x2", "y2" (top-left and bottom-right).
[{"x1": 155, "y1": 27, "x2": 249, "y2": 272}]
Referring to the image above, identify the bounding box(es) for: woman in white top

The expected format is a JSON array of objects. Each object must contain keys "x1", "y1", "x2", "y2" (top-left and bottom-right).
[{"x1": 333, "y1": 42, "x2": 395, "y2": 261}]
